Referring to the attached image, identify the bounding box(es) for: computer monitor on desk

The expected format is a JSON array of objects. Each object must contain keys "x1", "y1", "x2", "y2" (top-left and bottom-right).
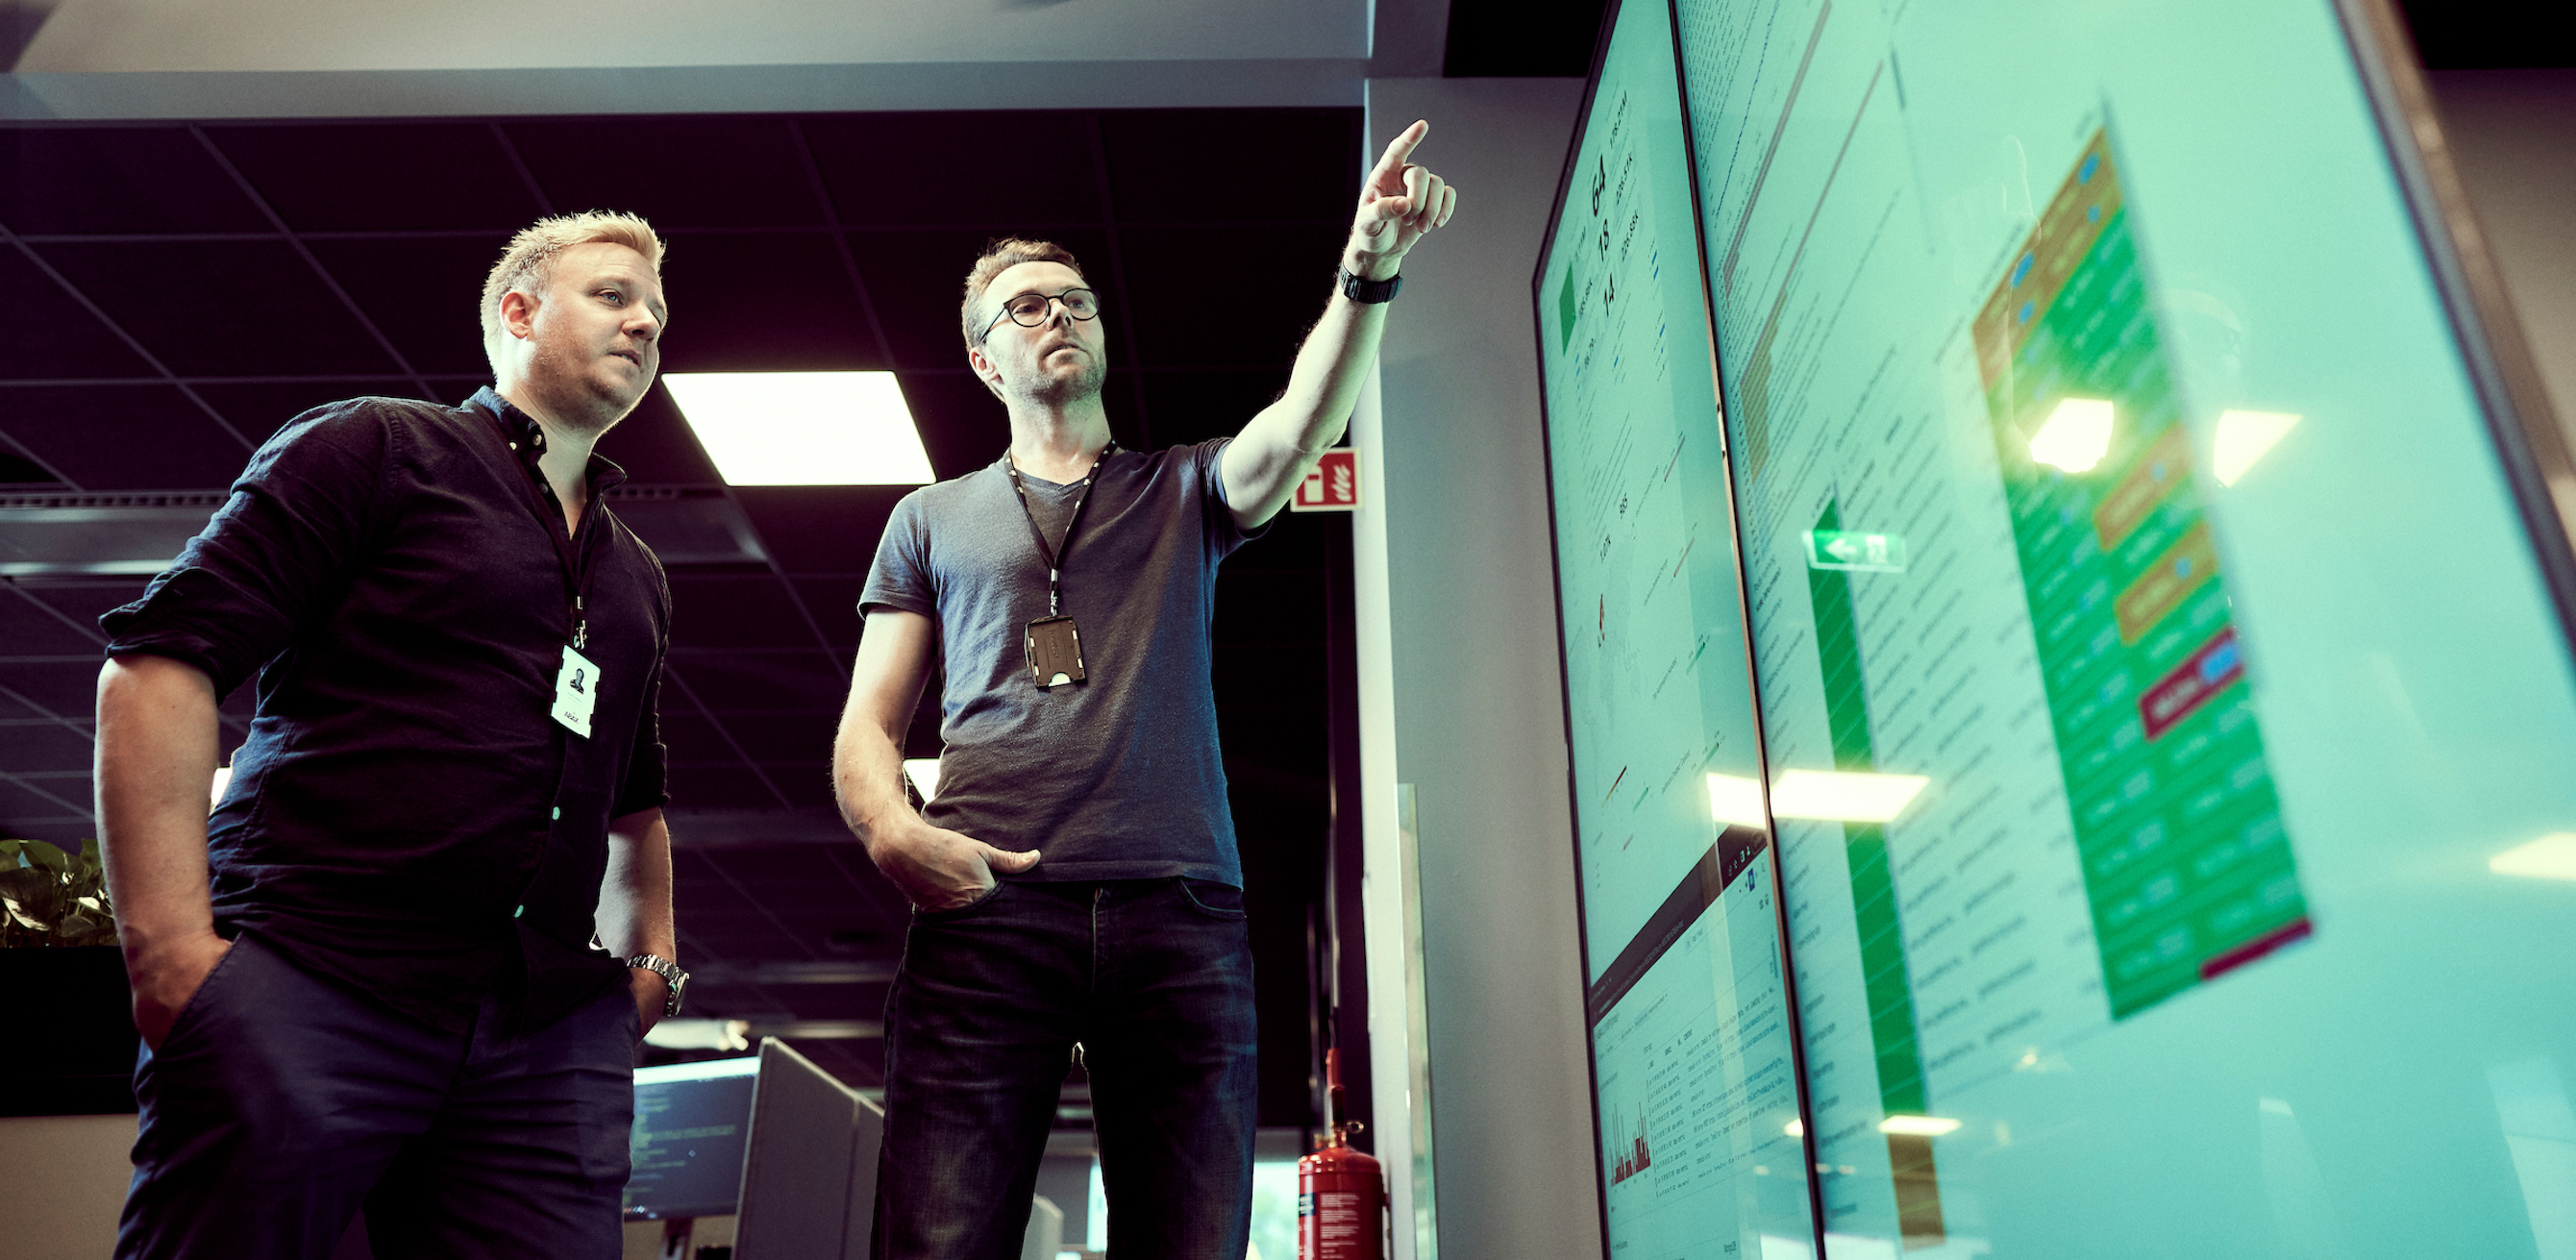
[
  {"x1": 733, "y1": 1038, "x2": 885, "y2": 1260},
  {"x1": 625, "y1": 1055, "x2": 761, "y2": 1222}
]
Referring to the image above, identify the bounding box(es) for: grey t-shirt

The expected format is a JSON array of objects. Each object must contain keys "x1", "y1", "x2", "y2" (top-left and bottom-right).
[{"x1": 860, "y1": 438, "x2": 1259, "y2": 885}]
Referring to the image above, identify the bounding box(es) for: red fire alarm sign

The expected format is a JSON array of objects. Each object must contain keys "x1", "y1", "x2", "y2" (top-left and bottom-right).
[{"x1": 1291, "y1": 449, "x2": 1360, "y2": 512}]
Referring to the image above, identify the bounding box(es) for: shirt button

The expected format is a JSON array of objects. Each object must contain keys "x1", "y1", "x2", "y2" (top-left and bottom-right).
[
  {"x1": 508, "y1": 442, "x2": 518, "y2": 450},
  {"x1": 551, "y1": 806, "x2": 561, "y2": 820},
  {"x1": 513, "y1": 904, "x2": 526, "y2": 918}
]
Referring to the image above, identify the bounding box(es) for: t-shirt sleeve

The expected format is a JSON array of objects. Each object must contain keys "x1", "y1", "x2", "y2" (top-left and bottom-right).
[
  {"x1": 859, "y1": 491, "x2": 937, "y2": 618},
  {"x1": 97, "y1": 402, "x2": 394, "y2": 700},
  {"x1": 1193, "y1": 436, "x2": 1269, "y2": 557}
]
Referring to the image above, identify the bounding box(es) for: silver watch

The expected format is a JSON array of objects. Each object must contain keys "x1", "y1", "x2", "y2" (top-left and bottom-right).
[{"x1": 625, "y1": 953, "x2": 687, "y2": 1017}]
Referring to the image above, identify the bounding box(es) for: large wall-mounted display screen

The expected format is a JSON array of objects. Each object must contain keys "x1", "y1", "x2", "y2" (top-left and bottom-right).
[
  {"x1": 1540, "y1": 0, "x2": 2576, "y2": 1256},
  {"x1": 1537, "y1": 0, "x2": 1820, "y2": 1254}
]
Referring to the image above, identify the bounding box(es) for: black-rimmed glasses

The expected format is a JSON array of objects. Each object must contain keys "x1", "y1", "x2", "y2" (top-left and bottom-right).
[{"x1": 982, "y1": 287, "x2": 1102, "y2": 338}]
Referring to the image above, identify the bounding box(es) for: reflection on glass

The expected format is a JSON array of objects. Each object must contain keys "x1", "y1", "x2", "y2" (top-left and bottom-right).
[
  {"x1": 2213, "y1": 408, "x2": 2304, "y2": 485},
  {"x1": 2489, "y1": 833, "x2": 2576, "y2": 881},
  {"x1": 1707, "y1": 773, "x2": 1769, "y2": 828},
  {"x1": 1875, "y1": 1116, "x2": 1962, "y2": 1137},
  {"x1": 2028, "y1": 396, "x2": 2117, "y2": 474},
  {"x1": 1767, "y1": 770, "x2": 1929, "y2": 823}
]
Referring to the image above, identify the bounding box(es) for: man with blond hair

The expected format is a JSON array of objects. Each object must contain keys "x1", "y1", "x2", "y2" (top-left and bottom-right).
[
  {"x1": 834, "y1": 122, "x2": 1456, "y2": 1259},
  {"x1": 96, "y1": 210, "x2": 686, "y2": 1260}
]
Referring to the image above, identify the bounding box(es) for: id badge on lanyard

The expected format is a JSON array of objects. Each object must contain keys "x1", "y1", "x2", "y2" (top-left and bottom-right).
[{"x1": 1006, "y1": 444, "x2": 1116, "y2": 691}]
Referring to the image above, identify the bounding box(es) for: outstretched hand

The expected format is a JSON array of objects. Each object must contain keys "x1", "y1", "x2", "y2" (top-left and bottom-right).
[{"x1": 1348, "y1": 120, "x2": 1456, "y2": 280}]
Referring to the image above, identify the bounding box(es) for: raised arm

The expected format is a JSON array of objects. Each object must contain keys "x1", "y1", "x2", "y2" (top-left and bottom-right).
[
  {"x1": 1221, "y1": 119, "x2": 1460, "y2": 529},
  {"x1": 831, "y1": 608, "x2": 1038, "y2": 910},
  {"x1": 95, "y1": 654, "x2": 231, "y2": 1050}
]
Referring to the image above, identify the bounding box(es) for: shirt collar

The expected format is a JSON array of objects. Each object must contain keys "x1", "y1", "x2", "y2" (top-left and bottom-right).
[{"x1": 465, "y1": 385, "x2": 631, "y2": 497}]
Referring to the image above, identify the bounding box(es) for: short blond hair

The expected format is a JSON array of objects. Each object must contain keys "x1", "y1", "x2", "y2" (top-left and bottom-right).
[
  {"x1": 960, "y1": 238, "x2": 1084, "y2": 351},
  {"x1": 481, "y1": 210, "x2": 668, "y2": 362}
]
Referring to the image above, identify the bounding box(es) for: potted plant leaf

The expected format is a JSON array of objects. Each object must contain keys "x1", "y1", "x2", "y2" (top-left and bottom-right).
[{"x1": 1, "y1": 838, "x2": 141, "y2": 1115}]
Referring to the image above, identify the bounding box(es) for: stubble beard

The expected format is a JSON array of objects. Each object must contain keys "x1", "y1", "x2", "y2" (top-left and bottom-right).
[
  {"x1": 1010, "y1": 343, "x2": 1106, "y2": 409},
  {"x1": 527, "y1": 338, "x2": 649, "y2": 437}
]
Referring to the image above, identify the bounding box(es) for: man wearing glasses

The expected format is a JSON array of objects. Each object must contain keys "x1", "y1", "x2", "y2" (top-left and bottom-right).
[{"x1": 832, "y1": 122, "x2": 1456, "y2": 1258}]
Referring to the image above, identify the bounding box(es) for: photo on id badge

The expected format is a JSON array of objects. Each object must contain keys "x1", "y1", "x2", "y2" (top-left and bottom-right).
[{"x1": 554, "y1": 645, "x2": 599, "y2": 735}]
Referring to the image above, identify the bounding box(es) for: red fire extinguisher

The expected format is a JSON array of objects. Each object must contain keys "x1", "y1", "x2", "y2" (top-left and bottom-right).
[{"x1": 1299, "y1": 1049, "x2": 1385, "y2": 1260}]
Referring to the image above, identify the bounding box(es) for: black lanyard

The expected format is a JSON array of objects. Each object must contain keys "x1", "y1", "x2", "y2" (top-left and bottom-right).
[
  {"x1": 1003, "y1": 442, "x2": 1119, "y2": 617},
  {"x1": 477, "y1": 398, "x2": 601, "y2": 651}
]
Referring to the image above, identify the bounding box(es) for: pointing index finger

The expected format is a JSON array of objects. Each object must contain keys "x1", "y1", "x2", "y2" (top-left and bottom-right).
[{"x1": 1368, "y1": 119, "x2": 1430, "y2": 189}]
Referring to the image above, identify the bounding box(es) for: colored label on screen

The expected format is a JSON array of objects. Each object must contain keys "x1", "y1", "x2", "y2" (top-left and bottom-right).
[{"x1": 1972, "y1": 130, "x2": 2312, "y2": 1020}]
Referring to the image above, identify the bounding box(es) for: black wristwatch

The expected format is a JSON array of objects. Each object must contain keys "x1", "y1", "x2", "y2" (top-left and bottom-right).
[
  {"x1": 1338, "y1": 266, "x2": 1402, "y2": 304},
  {"x1": 625, "y1": 953, "x2": 688, "y2": 1017}
]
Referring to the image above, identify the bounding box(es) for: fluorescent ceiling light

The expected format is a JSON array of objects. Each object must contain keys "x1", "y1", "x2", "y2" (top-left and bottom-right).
[
  {"x1": 2213, "y1": 408, "x2": 2301, "y2": 486},
  {"x1": 1707, "y1": 773, "x2": 1768, "y2": 828},
  {"x1": 1879, "y1": 1115, "x2": 1962, "y2": 1137},
  {"x1": 2490, "y1": 832, "x2": 2576, "y2": 881},
  {"x1": 2029, "y1": 397, "x2": 2115, "y2": 474},
  {"x1": 1770, "y1": 770, "x2": 1929, "y2": 823},
  {"x1": 664, "y1": 371, "x2": 934, "y2": 486},
  {"x1": 210, "y1": 766, "x2": 232, "y2": 808},
  {"x1": 904, "y1": 758, "x2": 942, "y2": 803}
]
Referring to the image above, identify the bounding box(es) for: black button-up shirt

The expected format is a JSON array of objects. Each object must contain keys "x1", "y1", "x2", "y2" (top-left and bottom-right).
[{"x1": 101, "y1": 387, "x2": 671, "y2": 1034}]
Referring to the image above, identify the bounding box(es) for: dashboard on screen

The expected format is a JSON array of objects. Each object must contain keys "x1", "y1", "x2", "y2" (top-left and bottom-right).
[
  {"x1": 1538, "y1": 0, "x2": 2576, "y2": 1256},
  {"x1": 1537, "y1": 0, "x2": 1820, "y2": 1254}
]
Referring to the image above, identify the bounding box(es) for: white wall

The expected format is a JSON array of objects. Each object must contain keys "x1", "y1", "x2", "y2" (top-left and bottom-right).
[
  {"x1": 0, "y1": 1113, "x2": 135, "y2": 1260},
  {"x1": 1353, "y1": 76, "x2": 1597, "y2": 1260}
]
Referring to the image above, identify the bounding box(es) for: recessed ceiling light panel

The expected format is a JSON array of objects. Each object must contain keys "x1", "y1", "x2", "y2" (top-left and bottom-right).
[{"x1": 664, "y1": 371, "x2": 935, "y2": 486}]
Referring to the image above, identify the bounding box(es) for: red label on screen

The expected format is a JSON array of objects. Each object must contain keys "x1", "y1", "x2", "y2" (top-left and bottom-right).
[{"x1": 2140, "y1": 626, "x2": 2244, "y2": 741}]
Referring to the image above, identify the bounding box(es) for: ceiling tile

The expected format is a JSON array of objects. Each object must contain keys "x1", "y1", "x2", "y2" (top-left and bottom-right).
[
  {"x1": 654, "y1": 231, "x2": 879, "y2": 372},
  {"x1": 843, "y1": 228, "x2": 1115, "y2": 372},
  {"x1": 893, "y1": 371, "x2": 1012, "y2": 481},
  {"x1": 801, "y1": 112, "x2": 1104, "y2": 229},
  {"x1": 1097, "y1": 110, "x2": 1360, "y2": 225},
  {"x1": 790, "y1": 576, "x2": 867, "y2": 656},
  {"x1": 304, "y1": 235, "x2": 504, "y2": 376},
  {"x1": 505, "y1": 119, "x2": 823, "y2": 232},
  {"x1": 0, "y1": 451, "x2": 57, "y2": 483},
  {"x1": 0, "y1": 659, "x2": 101, "y2": 719},
  {"x1": 0, "y1": 588, "x2": 109, "y2": 655},
  {"x1": 0, "y1": 248, "x2": 155, "y2": 381},
  {"x1": 730, "y1": 485, "x2": 908, "y2": 576},
  {"x1": 716, "y1": 710, "x2": 838, "y2": 766},
  {"x1": 1117, "y1": 223, "x2": 1348, "y2": 368},
  {"x1": 664, "y1": 762, "x2": 784, "y2": 810},
  {"x1": 188, "y1": 380, "x2": 448, "y2": 451},
  {"x1": 35, "y1": 239, "x2": 399, "y2": 378},
  {"x1": 3, "y1": 384, "x2": 255, "y2": 490},
  {"x1": 655, "y1": 710, "x2": 732, "y2": 768},
  {"x1": 667, "y1": 577, "x2": 829, "y2": 651},
  {"x1": 0, "y1": 775, "x2": 92, "y2": 833},
  {"x1": 208, "y1": 123, "x2": 544, "y2": 234},
  {"x1": 0, "y1": 724, "x2": 93, "y2": 774},
  {"x1": 1130, "y1": 368, "x2": 1290, "y2": 448},
  {"x1": 596, "y1": 387, "x2": 720, "y2": 485},
  {"x1": 766, "y1": 762, "x2": 836, "y2": 809},
  {"x1": 0, "y1": 128, "x2": 271, "y2": 235},
  {"x1": 667, "y1": 650, "x2": 847, "y2": 714}
]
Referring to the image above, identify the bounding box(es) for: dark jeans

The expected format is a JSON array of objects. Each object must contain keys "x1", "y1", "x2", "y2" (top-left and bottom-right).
[
  {"x1": 117, "y1": 932, "x2": 638, "y2": 1260},
  {"x1": 873, "y1": 877, "x2": 1257, "y2": 1260}
]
